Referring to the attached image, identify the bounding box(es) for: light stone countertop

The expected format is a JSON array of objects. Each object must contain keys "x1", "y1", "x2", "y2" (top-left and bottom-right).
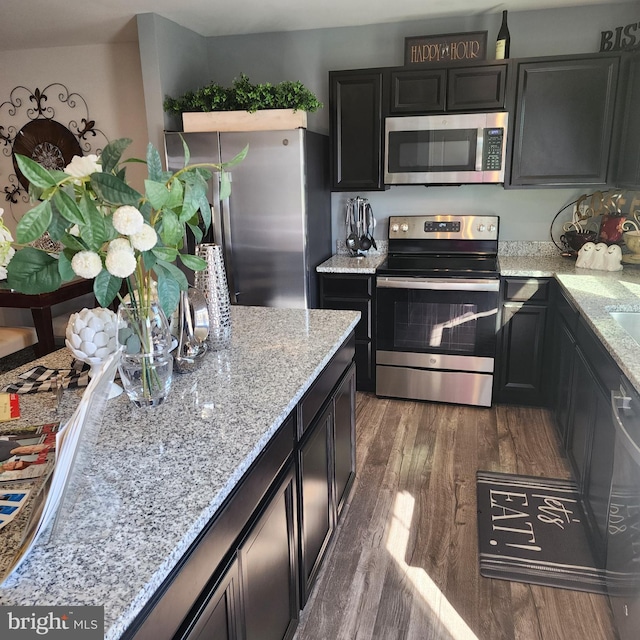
[
  {"x1": 0, "y1": 305, "x2": 360, "y2": 640},
  {"x1": 316, "y1": 253, "x2": 387, "y2": 274}
]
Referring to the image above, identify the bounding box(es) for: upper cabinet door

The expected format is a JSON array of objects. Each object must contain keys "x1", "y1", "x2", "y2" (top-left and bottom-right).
[
  {"x1": 447, "y1": 64, "x2": 508, "y2": 111},
  {"x1": 510, "y1": 55, "x2": 620, "y2": 187},
  {"x1": 329, "y1": 70, "x2": 386, "y2": 191},
  {"x1": 612, "y1": 52, "x2": 640, "y2": 189},
  {"x1": 389, "y1": 69, "x2": 446, "y2": 113}
]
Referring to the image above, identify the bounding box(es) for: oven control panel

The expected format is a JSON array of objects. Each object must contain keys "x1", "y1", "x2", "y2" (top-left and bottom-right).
[{"x1": 388, "y1": 215, "x2": 499, "y2": 240}]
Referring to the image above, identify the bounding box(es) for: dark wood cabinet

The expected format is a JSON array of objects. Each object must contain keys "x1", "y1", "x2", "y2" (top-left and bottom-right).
[
  {"x1": 510, "y1": 54, "x2": 620, "y2": 187},
  {"x1": 566, "y1": 346, "x2": 598, "y2": 487},
  {"x1": 320, "y1": 273, "x2": 375, "y2": 391},
  {"x1": 184, "y1": 468, "x2": 299, "y2": 640},
  {"x1": 447, "y1": 64, "x2": 508, "y2": 111},
  {"x1": 553, "y1": 319, "x2": 577, "y2": 447},
  {"x1": 299, "y1": 403, "x2": 332, "y2": 600},
  {"x1": 297, "y1": 362, "x2": 356, "y2": 605},
  {"x1": 547, "y1": 285, "x2": 618, "y2": 564},
  {"x1": 240, "y1": 466, "x2": 299, "y2": 640},
  {"x1": 390, "y1": 68, "x2": 446, "y2": 113},
  {"x1": 329, "y1": 70, "x2": 386, "y2": 191},
  {"x1": 613, "y1": 52, "x2": 640, "y2": 189},
  {"x1": 389, "y1": 63, "x2": 507, "y2": 113},
  {"x1": 180, "y1": 560, "x2": 240, "y2": 640},
  {"x1": 333, "y1": 364, "x2": 356, "y2": 517},
  {"x1": 495, "y1": 277, "x2": 553, "y2": 405}
]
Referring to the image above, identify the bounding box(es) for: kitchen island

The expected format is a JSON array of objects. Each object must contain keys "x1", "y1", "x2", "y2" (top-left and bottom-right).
[{"x1": 0, "y1": 305, "x2": 360, "y2": 640}]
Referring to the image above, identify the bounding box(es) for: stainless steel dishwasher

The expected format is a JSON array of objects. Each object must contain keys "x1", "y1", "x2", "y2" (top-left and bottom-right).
[{"x1": 609, "y1": 378, "x2": 640, "y2": 640}]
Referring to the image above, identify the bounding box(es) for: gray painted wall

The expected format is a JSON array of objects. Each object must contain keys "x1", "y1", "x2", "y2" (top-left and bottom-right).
[
  {"x1": 137, "y1": 12, "x2": 211, "y2": 153},
  {"x1": 138, "y1": 2, "x2": 640, "y2": 244}
]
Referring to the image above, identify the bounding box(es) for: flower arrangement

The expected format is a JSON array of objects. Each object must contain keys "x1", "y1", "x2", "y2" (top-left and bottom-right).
[
  {"x1": 6, "y1": 138, "x2": 247, "y2": 316},
  {"x1": 0, "y1": 208, "x2": 15, "y2": 280}
]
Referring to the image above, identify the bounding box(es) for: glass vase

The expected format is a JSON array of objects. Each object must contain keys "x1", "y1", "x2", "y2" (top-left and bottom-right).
[{"x1": 116, "y1": 301, "x2": 173, "y2": 407}]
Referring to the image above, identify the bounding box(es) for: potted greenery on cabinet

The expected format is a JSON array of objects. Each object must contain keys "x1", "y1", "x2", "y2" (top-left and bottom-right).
[{"x1": 164, "y1": 74, "x2": 322, "y2": 131}]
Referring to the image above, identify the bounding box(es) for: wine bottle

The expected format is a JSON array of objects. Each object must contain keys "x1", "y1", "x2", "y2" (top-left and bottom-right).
[{"x1": 495, "y1": 10, "x2": 510, "y2": 59}]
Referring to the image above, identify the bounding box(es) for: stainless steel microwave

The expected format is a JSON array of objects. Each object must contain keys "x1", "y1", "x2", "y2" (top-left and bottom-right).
[{"x1": 384, "y1": 111, "x2": 508, "y2": 185}]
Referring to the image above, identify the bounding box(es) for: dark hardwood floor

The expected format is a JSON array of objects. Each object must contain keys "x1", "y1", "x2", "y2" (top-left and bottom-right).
[{"x1": 294, "y1": 393, "x2": 618, "y2": 640}]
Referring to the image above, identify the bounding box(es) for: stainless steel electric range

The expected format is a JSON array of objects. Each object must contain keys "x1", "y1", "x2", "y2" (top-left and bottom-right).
[{"x1": 376, "y1": 214, "x2": 500, "y2": 407}]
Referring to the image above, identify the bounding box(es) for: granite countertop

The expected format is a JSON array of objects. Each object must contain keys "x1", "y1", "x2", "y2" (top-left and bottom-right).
[
  {"x1": 316, "y1": 253, "x2": 387, "y2": 274},
  {"x1": 0, "y1": 305, "x2": 360, "y2": 640}
]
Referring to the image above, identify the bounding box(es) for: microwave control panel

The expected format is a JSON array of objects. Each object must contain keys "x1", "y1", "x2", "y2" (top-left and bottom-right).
[{"x1": 482, "y1": 128, "x2": 504, "y2": 171}]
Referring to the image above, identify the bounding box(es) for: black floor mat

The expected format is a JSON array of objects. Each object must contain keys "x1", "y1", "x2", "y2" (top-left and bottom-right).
[{"x1": 476, "y1": 470, "x2": 607, "y2": 594}]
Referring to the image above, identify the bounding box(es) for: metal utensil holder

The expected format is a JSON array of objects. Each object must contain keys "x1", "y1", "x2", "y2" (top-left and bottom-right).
[{"x1": 194, "y1": 243, "x2": 232, "y2": 350}]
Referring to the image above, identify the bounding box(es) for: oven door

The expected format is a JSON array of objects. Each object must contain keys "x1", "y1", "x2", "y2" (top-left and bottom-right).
[{"x1": 376, "y1": 276, "x2": 500, "y2": 406}]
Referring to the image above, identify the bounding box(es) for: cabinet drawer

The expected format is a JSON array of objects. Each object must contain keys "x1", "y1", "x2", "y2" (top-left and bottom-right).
[
  {"x1": 503, "y1": 277, "x2": 551, "y2": 302},
  {"x1": 321, "y1": 275, "x2": 372, "y2": 298},
  {"x1": 300, "y1": 333, "x2": 356, "y2": 437}
]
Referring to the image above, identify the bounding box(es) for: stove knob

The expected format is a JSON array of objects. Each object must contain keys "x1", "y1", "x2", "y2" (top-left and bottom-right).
[
  {"x1": 391, "y1": 223, "x2": 399, "y2": 233},
  {"x1": 478, "y1": 223, "x2": 486, "y2": 232},
  {"x1": 488, "y1": 224, "x2": 496, "y2": 232},
  {"x1": 401, "y1": 223, "x2": 409, "y2": 232}
]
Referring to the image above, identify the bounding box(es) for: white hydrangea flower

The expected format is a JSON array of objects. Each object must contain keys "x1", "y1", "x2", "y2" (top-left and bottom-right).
[
  {"x1": 0, "y1": 208, "x2": 15, "y2": 280},
  {"x1": 129, "y1": 224, "x2": 157, "y2": 252},
  {"x1": 71, "y1": 251, "x2": 103, "y2": 279},
  {"x1": 112, "y1": 205, "x2": 144, "y2": 236},
  {"x1": 105, "y1": 249, "x2": 137, "y2": 278},
  {"x1": 108, "y1": 237, "x2": 134, "y2": 254},
  {"x1": 0, "y1": 244, "x2": 15, "y2": 266},
  {"x1": 64, "y1": 154, "x2": 102, "y2": 179}
]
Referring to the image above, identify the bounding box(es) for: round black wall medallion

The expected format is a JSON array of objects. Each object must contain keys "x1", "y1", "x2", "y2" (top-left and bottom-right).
[
  {"x1": 0, "y1": 83, "x2": 108, "y2": 219},
  {"x1": 12, "y1": 119, "x2": 82, "y2": 190}
]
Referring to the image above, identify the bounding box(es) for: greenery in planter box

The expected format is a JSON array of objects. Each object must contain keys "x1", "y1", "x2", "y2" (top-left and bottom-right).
[{"x1": 164, "y1": 74, "x2": 322, "y2": 115}]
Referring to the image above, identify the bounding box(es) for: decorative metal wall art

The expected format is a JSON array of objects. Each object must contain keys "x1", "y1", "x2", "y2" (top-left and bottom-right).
[{"x1": 0, "y1": 83, "x2": 108, "y2": 222}]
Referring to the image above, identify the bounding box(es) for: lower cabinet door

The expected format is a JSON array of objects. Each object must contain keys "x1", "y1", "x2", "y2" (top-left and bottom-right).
[
  {"x1": 240, "y1": 466, "x2": 299, "y2": 640},
  {"x1": 567, "y1": 347, "x2": 597, "y2": 487},
  {"x1": 181, "y1": 560, "x2": 241, "y2": 640},
  {"x1": 298, "y1": 403, "x2": 333, "y2": 604},
  {"x1": 334, "y1": 364, "x2": 356, "y2": 517},
  {"x1": 496, "y1": 302, "x2": 549, "y2": 405},
  {"x1": 553, "y1": 317, "x2": 576, "y2": 446}
]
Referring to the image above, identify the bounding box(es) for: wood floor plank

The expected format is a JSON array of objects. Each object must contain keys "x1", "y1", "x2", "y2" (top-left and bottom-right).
[{"x1": 294, "y1": 393, "x2": 618, "y2": 640}]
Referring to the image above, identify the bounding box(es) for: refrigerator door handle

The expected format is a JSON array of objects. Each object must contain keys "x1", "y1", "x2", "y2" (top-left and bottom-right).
[{"x1": 221, "y1": 175, "x2": 238, "y2": 304}]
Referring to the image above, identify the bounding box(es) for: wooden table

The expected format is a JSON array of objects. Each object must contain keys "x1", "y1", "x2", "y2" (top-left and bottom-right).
[{"x1": 0, "y1": 279, "x2": 95, "y2": 356}]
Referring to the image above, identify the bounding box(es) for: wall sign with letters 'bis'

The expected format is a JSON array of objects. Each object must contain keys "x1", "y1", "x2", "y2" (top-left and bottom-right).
[
  {"x1": 600, "y1": 22, "x2": 640, "y2": 51},
  {"x1": 404, "y1": 31, "x2": 487, "y2": 66}
]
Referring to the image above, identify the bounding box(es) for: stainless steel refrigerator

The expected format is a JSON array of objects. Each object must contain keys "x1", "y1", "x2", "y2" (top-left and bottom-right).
[{"x1": 165, "y1": 129, "x2": 331, "y2": 309}]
